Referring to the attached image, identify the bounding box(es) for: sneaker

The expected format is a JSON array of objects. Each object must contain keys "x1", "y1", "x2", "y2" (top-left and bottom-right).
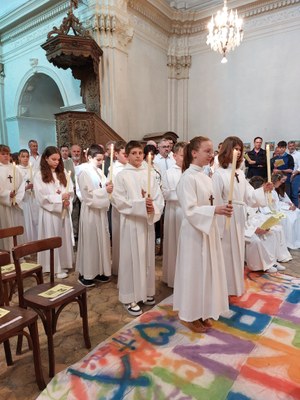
[
  {"x1": 56, "y1": 272, "x2": 68, "y2": 279},
  {"x1": 77, "y1": 275, "x2": 95, "y2": 287},
  {"x1": 156, "y1": 238, "x2": 161, "y2": 245},
  {"x1": 124, "y1": 302, "x2": 142, "y2": 316},
  {"x1": 275, "y1": 263, "x2": 286, "y2": 271},
  {"x1": 278, "y1": 257, "x2": 292, "y2": 263},
  {"x1": 266, "y1": 266, "x2": 277, "y2": 273},
  {"x1": 94, "y1": 274, "x2": 111, "y2": 283},
  {"x1": 144, "y1": 296, "x2": 155, "y2": 306}
]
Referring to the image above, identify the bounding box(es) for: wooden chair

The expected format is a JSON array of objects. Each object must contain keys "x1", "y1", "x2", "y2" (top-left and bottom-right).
[
  {"x1": 12, "y1": 237, "x2": 91, "y2": 377},
  {"x1": 0, "y1": 251, "x2": 45, "y2": 390},
  {"x1": 0, "y1": 226, "x2": 43, "y2": 306}
]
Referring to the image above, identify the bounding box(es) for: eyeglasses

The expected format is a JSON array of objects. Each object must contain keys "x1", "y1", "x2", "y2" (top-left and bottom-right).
[{"x1": 160, "y1": 146, "x2": 170, "y2": 149}]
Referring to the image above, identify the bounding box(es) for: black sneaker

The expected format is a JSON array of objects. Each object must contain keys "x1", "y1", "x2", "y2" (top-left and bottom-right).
[
  {"x1": 94, "y1": 274, "x2": 111, "y2": 283},
  {"x1": 78, "y1": 275, "x2": 95, "y2": 287}
]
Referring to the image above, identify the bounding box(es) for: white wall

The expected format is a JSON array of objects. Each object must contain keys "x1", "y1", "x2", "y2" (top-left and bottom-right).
[{"x1": 188, "y1": 25, "x2": 300, "y2": 148}]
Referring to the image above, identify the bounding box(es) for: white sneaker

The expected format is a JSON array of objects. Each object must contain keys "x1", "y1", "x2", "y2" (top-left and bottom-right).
[
  {"x1": 144, "y1": 296, "x2": 155, "y2": 306},
  {"x1": 278, "y1": 257, "x2": 292, "y2": 263},
  {"x1": 275, "y1": 263, "x2": 286, "y2": 271},
  {"x1": 124, "y1": 302, "x2": 142, "y2": 316},
  {"x1": 56, "y1": 272, "x2": 68, "y2": 279},
  {"x1": 266, "y1": 266, "x2": 277, "y2": 273}
]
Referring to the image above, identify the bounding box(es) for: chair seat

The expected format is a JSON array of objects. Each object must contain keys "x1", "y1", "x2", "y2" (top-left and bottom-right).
[
  {"x1": 1, "y1": 263, "x2": 42, "y2": 282},
  {"x1": 0, "y1": 306, "x2": 38, "y2": 339},
  {"x1": 24, "y1": 281, "x2": 86, "y2": 308}
]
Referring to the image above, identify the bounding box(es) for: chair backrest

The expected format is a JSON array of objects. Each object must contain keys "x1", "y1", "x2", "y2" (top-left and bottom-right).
[
  {"x1": 0, "y1": 226, "x2": 24, "y2": 247},
  {"x1": 12, "y1": 237, "x2": 62, "y2": 307},
  {"x1": 0, "y1": 251, "x2": 12, "y2": 306}
]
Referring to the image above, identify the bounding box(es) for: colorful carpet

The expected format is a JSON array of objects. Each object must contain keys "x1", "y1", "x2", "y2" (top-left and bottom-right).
[{"x1": 38, "y1": 271, "x2": 300, "y2": 400}]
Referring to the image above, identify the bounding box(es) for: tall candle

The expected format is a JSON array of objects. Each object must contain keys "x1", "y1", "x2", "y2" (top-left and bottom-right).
[
  {"x1": 147, "y1": 152, "x2": 152, "y2": 198},
  {"x1": 226, "y1": 149, "x2": 238, "y2": 229},
  {"x1": 266, "y1": 144, "x2": 271, "y2": 182},
  {"x1": 62, "y1": 170, "x2": 71, "y2": 219},
  {"x1": 109, "y1": 144, "x2": 114, "y2": 182},
  {"x1": 29, "y1": 162, "x2": 33, "y2": 195},
  {"x1": 12, "y1": 162, "x2": 16, "y2": 205}
]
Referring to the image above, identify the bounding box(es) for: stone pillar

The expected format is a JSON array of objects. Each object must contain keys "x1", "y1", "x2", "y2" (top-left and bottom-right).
[
  {"x1": 85, "y1": 0, "x2": 133, "y2": 139},
  {"x1": 167, "y1": 36, "x2": 191, "y2": 142},
  {"x1": 0, "y1": 64, "x2": 8, "y2": 144}
]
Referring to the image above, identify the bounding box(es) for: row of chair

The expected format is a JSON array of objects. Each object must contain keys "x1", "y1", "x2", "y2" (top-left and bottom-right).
[{"x1": 0, "y1": 226, "x2": 91, "y2": 390}]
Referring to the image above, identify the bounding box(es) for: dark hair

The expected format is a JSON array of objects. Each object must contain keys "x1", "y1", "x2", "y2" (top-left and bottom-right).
[
  {"x1": 125, "y1": 140, "x2": 143, "y2": 156},
  {"x1": 28, "y1": 139, "x2": 37, "y2": 146},
  {"x1": 87, "y1": 144, "x2": 104, "y2": 158},
  {"x1": 11, "y1": 152, "x2": 19, "y2": 164},
  {"x1": 143, "y1": 144, "x2": 156, "y2": 158},
  {"x1": 18, "y1": 149, "x2": 29, "y2": 156},
  {"x1": 0, "y1": 144, "x2": 10, "y2": 153},
  {"x1": 173, "y1": 141, "x2": 186, "y2": 153},
  {"x1": 249, "y1": 175, "x2": 265, "y2": 189},
  {"x1": 254, "y1": 137, "x2": 263, "y2": 142},
  {"x1": 114, "y1": 141, "x2": 127, "y2": 153},
  {"x1": 182, "y1": 136, "x2": 210, "y2": 172},
  {"x1": 60, "y1": 144, "x2": 69, "y2": 150},
  {"x1": 40, "y1": 146, "x2": 66, "y2": 186},
  {"x1": 277, "y1": 141, "x2": 287, "y2": 148},
  {"x1": 218, "y1": 136, "x2": 244, "y2": 169},
  {"x1": 271, "y1": 171, "x2": 286, "y2": 197}
]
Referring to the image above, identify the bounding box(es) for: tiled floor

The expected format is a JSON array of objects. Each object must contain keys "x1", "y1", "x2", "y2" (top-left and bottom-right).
[{"x1": 0, "y1": 250, "x2": 299, "y2": 400}]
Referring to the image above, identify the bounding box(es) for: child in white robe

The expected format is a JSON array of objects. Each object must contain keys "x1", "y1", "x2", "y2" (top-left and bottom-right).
[
  {"x1": 0, "y1": 144, "x2": 26, "y2": 251},
  {"x1": 34, "y1": 146, "x2": 74, "y2": 279},
  {"x1": 212, "y1": 136, "x2": 273, "y2": 297},
  {"x1": 17, "y1": 149, "x2": 39, "y2": 242},
  {"x1": 76, "y1": 144, "x2": 113, "y2": 287},
  {"x1": 112, "y1": 140, "x2": 164, "y2": 316},
  {"x1": 173, "y1": 136, "x2": 233, "y2": 333},
  {"x1": 110, "y1": 141, "x2": 127, "y2": 276},
  {"x1": 161, "y1": 141, "x2": 185, "y2": 288}
]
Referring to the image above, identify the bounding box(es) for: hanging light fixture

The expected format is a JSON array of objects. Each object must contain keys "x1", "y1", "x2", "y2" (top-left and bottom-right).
[{"x1": 206, "y1": 0, "x2": 244, "y2": 64}]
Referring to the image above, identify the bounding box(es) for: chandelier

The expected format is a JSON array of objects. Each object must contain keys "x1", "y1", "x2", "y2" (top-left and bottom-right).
[{"x1": 206, "y1": 0, "x2": 244, "y2": 64}]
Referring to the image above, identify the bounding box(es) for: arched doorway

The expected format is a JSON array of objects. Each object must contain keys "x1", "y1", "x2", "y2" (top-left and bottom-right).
[{"x1": 17, "y1": 73, "x2": 64, "y2": 151}]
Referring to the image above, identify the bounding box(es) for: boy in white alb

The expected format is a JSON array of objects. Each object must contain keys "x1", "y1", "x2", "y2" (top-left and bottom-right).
[
  {"x1": 161, "y1": 142, "x2": 185, "y2": 287},
  {"x1": 112, "y1": 141, "x2": 164, "y2": 316}
]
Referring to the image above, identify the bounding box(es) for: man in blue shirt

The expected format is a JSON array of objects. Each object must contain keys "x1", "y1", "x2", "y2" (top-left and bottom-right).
[{"x1": 271, "y1": 140, "x2": 294, "y2": 197}]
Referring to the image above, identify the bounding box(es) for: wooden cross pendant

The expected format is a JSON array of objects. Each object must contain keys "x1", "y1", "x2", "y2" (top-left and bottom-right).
[
  {"x1": 209, "y1": 194, "x2": 214, "y2": 205},
  {"x1": 26, "y1": 179, "x2": 31, "y2": 185},
  {"x1": 7, "y1": 175, "x2": 13, "y2": 183}
]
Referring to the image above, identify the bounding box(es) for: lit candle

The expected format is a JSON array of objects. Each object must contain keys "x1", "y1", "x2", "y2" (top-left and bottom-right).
[
  {"x1": 226, "y1": 149, "x2": 238, "y2": 229},
  {"x1": 12, "y1": 162, "x2": 16, "y2": 205},
  {"x1": 147, "y1": 152, "x2": 152, "y2": 198},
  {"x1": 62, "y1": 170, "x2": 71, "y2": 219},
  {"x1": 109, "y1": 144, "x2": 114, "y2": 182}
]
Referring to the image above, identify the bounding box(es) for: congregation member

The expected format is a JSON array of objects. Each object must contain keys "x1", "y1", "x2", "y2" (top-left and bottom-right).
[
  {"x1": 271, "y1": 140, "x2": 294, "y2": 197},
  {"x1": 161, "y1": 141, "x2": 185, "y2": 288},
  {"x1": 212, "y1": 136, "x2": 273, "y2": 297},
  {"x1": 17, "y1": 149, "x2": 39, "y2": 242},
  {"x1": 112, "y1": 140, "x2": 164, "y2": 316},
  {"x1": 0, "y1": 144, "x2": 25, "y2": 250},
  {"x1": 70, "y1": 144, "x2": 83, "y2": 241},
  {"x1": 28, "y1": 139, "x2": 41, "y2": 171},
  {"x1": 110, "y1": 141, "x2": 127, "y2": 275},
  {"x1": 154, "y1": 138, "x2": 175, "y2": 176},
  {"x1": 245, "y1": 136, "x2": 267, "y2": 179},
  {"x1": 34, "y1": 146, "x2": 74, "y2": 278},
  {"x1": 245, "y1": 176, "x2": 291, "y2": 273},
  {"x1": 173, "y1": 136, "x2": 232, "y2": 333},
  {"x1": 143, "y1": 144, "x2": 162, "y2": 188},
  {"x1": 76, "y1": 144, "x2": 113, "y2": 287},
  {"x1": 287, "y1": 140, "x2": 300, "y2": 206}
]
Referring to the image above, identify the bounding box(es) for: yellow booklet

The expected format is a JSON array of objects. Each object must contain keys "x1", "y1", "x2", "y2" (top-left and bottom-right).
[
  {"x1": 1, "y1": 264, "x2": 15, "y2": 274},
  {"x1": 274, "y1": 159, "x2": 285, "y2": 168},
  {"x1": 39, "y1": 284, "x2": 73, "y2": 299},
  {"x1": 21, "y1": 262, "x2": 41, "y2": 271},
  {"x1": 1, "y1": 262, "x2": 40, "y2": 275},
  {"x1": 0, "y1": 308, "x2": 10, "y2": 318},
  {"x1": 244, "y1": 153, "x2": 251, "y2": 162},
  {"x1": 260, "y1": 213, "x2": 284, "y2": 230}
]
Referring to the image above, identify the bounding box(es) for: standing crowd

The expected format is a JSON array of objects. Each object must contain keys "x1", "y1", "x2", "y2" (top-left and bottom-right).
[{"x1": 0, "y1": 135, "x2": 299, "y2": 333}]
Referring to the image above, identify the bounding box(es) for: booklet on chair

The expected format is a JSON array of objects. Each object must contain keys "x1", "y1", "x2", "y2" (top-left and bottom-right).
[
  {"x1": 0, "y1": 308, "x2": 10, "y2": 318},
  {"x1": 39, "y1": 284, "x2": 73, "y2": 299}
]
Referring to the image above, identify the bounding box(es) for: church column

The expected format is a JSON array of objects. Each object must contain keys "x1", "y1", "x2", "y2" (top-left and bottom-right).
[
  {"x1": 0, "y1": 63, "x2": 8, "y2": 143},
  {"x1": 84, "y1": 0, "x2": 133, "y2": 139},
  {"x1": 167, "y1": 36, "x2": 191, "y2": 142}
]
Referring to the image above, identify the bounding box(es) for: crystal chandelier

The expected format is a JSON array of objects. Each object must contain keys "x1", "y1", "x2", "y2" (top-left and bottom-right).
[{"x1": 206, "y1": 0, "x2": 244, "y2": 64}]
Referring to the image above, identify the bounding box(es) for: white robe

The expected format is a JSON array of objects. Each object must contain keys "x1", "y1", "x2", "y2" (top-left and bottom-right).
[
  {"x1": 173, "y1": 165, "x2": 229, "y2": 322},
  {"x1": 112, "y1": 163, "x2": 164, "y2": 304},
  {"x1": 261, "y1": 190, "x2": 300, "y2": 249},
  {"x1": 18, "y1": 165, "x2": 39, "y2": 242},
  {"x1": 161, "y1": 164, "x2": 183, "y2": 288},
  {"x1": 111, "y1": 160, "x2": 126, "y2": 276},
  {"x1": 212, "y1": 166, "x2": 266, "y2": 296},
  {"x1": 34, "y1": 171, "x2": 74, "y2": 274},
  {"x1": 76, "y1": 164, "x2": 111, "y2": 279},
  {"x1": 245, "y1": 207, "x2": 291, "y2": 271},
  {"x1": 0, "y1": 163, "x2": 26, "y2": 250}
]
